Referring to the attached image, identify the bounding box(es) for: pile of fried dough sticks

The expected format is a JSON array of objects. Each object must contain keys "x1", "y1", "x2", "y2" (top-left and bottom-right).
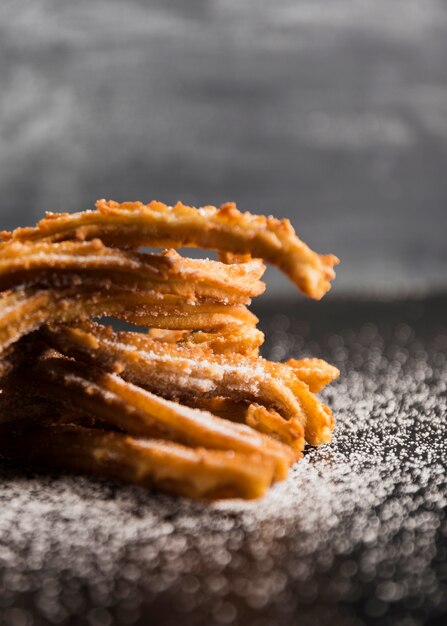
[{"x1": 0, "y1": 200, "x2": 339, "y2": 500}]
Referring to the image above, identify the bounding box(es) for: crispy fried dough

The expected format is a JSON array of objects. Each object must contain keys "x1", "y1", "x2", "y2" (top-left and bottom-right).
[
  {"x1": 285, "y1": 358, "x2": 341, "y2": 394},
  {"x1": 29, "y1": 357, "x2": 293, "y2": 481},
  {"x1": 0, "y1": 241, "x2": 265, "y2": 303},
  {"x1": 0, "y1": 424, "x2": 274, "y2": 500},
  {"x1": 0, "y1": 198, "x2": 340, "y2": 500},
  {"x1": 245, "y1": 404, "x2": 305, "y2": 459},
  {"x1": 44, "y1": 321, "x2": 337, "y2": 445},
  {"x1": 147, "y1": 325, "x2": 265, "y2": 357},
  {"x1": 181, "y1": 397, "x2": 305, "y2": 459},
  {"x1": 0, "y1": 288, "x2": 257, "y2": 356},
  {"x1": 1, "y1": 200, "x2": 338, "y2": 299}
]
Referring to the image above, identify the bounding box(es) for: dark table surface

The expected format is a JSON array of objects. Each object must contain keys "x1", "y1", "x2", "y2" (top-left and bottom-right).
[{"x1": 0, "y1": 295, "x2": 446, "y2": 626}]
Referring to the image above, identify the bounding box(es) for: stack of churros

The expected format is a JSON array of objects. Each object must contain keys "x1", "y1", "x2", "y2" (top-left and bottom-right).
[{"x1": 0, "y1": 200, "x2": 339, "y2": 500}]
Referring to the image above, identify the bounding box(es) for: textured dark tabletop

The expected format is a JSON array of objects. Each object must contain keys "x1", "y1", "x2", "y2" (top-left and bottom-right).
[{"x1": 0, "y1": 295, "x2": 446, "y2": 626}]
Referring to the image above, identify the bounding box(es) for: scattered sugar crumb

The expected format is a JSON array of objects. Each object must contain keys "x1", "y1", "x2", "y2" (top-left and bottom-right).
[{"x1": 0, "y1": 302, "x2": 446, "y2": 626}]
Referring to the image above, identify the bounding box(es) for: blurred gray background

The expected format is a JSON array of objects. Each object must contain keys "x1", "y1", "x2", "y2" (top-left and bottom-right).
[{"x1": 0, "y1": 0, "x2": 446, "y2": 297}]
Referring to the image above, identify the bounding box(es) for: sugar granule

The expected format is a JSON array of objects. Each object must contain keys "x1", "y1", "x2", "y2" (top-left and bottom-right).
[{"x1": 0, "y1": 301, "x2": 446, "y2": 626}]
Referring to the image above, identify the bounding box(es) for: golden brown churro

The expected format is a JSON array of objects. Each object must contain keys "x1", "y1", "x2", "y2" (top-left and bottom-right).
[
  {"x1": 0, "y1": 287, "x2": 257, "y2": 355},
  {"x1": 0, "y1": 424, "x2": 274, "y2": 500},
  {"x1": 1, "y1": 199, "x2": 338, "y2": 299},
  {"x1": 27, "y1": 356, "x2": 294, "y2": 480},
  {"x1": 147, "y1": 325, "x2": 265, "y2": 356},
  {"x1": 43, "y1": 321, "x2": 338, "y2": 446},
  {"x1": 284, "y1": 358, "x2": 341, "y2": 394},
  {"x1": 0, "y1": 199, "x2": 339, "y2": 500},
  {"x1": 0, "y1": 241, "x2": 265, "y2": 302},
  {"x1": 184, "y1": 397, "x2": 305, "y2": 460}
]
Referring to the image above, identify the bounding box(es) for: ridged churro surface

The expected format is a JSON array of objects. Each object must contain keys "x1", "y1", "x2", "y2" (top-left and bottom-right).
[{"x1": 0, "y1": 200, "x2": 339, "y2": 500}]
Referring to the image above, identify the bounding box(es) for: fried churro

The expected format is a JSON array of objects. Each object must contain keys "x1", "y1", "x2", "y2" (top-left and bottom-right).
[
  {"x1": 27, "y1": 356, "x2": 294, "y2": 480},
  {"x1": 0, "y1": 199, "x2": 339, "y2": 500},
  {"x1": 147, "y1": 325, "x2": 265, "y2": 356},
  {"x1": 0, "y1": 287, "x2": 257, "y2": 356},
  {"x1": 1, "y1": 199, "x2": 338, "y2": 299},
  {"x1": 0, "y1": 424, "x2": 274, "y2": 500},
  {"x1": 43, "y1": 321, "x2": 338, "y2": 446},
  {"x1": 184, "y1": 397, "x2": 305, "y2": 460},
  {"x1": 0, "y1": 241, "x2": 265, "y2": 302}
]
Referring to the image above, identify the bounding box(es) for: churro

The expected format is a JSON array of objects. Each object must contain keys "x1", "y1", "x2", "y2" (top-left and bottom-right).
[
  {"x1": 0, "y1": 199, "x2": 339, "y2": 500},
  {"x1": 43, "y1": 321, "x2": 338, "y2": 446},
  {"x1": 1, "y1": 199, "x2": 338, "y2": 299}
]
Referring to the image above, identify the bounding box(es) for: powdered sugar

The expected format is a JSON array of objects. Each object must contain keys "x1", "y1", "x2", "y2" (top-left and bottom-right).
[{"x1": 0, "y1": 300, "x2": 446, "y2": 625}]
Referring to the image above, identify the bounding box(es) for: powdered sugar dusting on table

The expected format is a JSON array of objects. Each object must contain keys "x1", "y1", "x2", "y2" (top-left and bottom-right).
[{"x1": 0, "y1": 300, "x2": 446, "y2": 626}]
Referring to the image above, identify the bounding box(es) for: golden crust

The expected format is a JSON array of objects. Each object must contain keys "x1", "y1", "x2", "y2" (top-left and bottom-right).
[
  {"x1": 147, "y1": 325, "x2": 265, "y2": 357},
  {"x1": 285, "y1": 358, "x2": 340, "y2": 394},
  {"x1": 0, "y1": 287, "x2": 257, "y2": 355},
  {"x1": 0, "y1": 198, "x2": 340, "y2": 500},
  {"x1": 1, "y1": 199, "x2": 338, "y2": 299},
  {"x1": 0, "y1": 424, "x2": 275, "y2": 500},
  {"x1": 179, "y1": 397, "x2": 305, "y2": 459},
  {"x1": 245, "y1": 404, "x2": 305, "y2": 459},
  {"x1": 44, "y1": 321, "x2": 337, "y2": 446},
  {"x1": 29, "y1": 356, "x2": 294, "y2": 481},
  {"x1": 0, "y1": 240, "x2": 265, "y2": 303}
]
